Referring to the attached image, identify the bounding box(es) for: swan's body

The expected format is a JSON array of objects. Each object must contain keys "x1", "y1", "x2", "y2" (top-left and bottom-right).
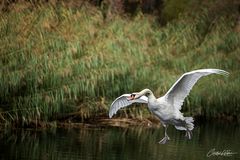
[{"x1": 109, "y1": 69, "x2": 229, "y2": 144}]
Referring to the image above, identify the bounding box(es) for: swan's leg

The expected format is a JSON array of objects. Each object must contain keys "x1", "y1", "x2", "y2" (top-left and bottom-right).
[
  {"x1": 159, "y1": 125, "x2": 170, "y2": 144},
  {"x1": 165, "y1": 125, "x2": 170, "y2": 140},
  {"x1": 185, "y1": 130, "x2": 192, "y2": 139}
]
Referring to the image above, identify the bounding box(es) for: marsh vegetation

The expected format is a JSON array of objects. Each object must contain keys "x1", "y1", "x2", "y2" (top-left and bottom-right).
[{"x1": 0, "y1": 0, "x2": 239, "y2": 126}]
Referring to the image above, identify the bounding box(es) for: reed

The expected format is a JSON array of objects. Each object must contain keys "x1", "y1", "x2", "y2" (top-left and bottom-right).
[{"x1": 0, "y1": 3, "x2": 239, "y2": 126}]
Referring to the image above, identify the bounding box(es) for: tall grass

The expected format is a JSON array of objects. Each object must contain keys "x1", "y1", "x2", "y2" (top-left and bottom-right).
[{"x1": 0, "y1": 3, "x2": 239, "y2": 126}]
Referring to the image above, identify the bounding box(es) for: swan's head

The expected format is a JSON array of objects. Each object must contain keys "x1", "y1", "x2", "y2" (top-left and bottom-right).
[
  {"x1": 127, "y1": 93, "x2": 141, "y2": 101},
  {"x1": 127, "y1": 89, "x2": 152, "y2": 101}
]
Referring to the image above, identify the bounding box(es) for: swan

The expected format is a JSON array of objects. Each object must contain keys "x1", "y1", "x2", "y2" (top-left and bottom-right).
[{"x1": 108, "y1": 69, "x2": 229, "y2": 144}]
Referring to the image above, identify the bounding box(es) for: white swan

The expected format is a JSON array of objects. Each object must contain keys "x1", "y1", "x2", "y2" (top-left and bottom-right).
[{"x1": 109, "y1": 69, "x2": 229, "y2": 144}]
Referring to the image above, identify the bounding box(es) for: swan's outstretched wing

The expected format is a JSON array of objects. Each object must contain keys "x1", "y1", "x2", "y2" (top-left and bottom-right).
[
  {"x1": 163, "y1": 69, "x2": 229, "y2": 110},
  {"x1": 109, "y1": 94, "x2": 148, "y2": 118}
]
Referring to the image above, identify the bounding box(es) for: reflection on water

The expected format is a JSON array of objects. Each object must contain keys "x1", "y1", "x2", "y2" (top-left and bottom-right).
[{"x1": 0, "y1": 122, "x2": 239, "y2": 160}]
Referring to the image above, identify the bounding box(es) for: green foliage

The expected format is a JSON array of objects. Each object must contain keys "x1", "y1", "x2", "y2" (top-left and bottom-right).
[{"x1": 0, "y1": 3, "x2": 239, "y2": 126}]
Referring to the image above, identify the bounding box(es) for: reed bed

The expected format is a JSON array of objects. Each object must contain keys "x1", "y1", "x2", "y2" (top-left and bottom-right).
[{"x1": 0, "y1": 3, "x2": 239, "y2": 126}]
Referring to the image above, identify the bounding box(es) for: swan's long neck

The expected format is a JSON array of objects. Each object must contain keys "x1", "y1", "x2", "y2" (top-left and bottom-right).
[{"x1": 139, "y1": 89, "x2": 156, "y2": 101}]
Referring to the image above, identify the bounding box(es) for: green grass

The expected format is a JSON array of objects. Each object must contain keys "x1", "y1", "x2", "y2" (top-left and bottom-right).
[{"x1": 0, "y1": 2, "x2": 239, "y2": 126}]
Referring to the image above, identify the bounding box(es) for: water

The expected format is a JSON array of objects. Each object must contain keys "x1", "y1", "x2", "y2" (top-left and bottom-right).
[{"x1": 0, "y1": 122, "x2": 239, "y2": 160}]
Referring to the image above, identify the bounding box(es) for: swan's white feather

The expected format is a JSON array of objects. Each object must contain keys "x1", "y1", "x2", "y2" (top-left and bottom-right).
[
  {"x1": 109, "y1": 94, "x2": 148, "y2": 118},
  {"x1": 163, "y1": 69, "x2": 229, "y2": 110}
]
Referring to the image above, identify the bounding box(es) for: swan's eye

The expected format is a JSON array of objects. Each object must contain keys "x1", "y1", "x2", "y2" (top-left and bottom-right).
[{"x1": 131, "y1": 94, "x2": 135, "y2": 97}]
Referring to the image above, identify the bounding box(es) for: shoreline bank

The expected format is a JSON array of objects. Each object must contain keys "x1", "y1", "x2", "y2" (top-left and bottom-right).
[{"x1": 0, "y1": 115, "x2": 239, "y2": 131}]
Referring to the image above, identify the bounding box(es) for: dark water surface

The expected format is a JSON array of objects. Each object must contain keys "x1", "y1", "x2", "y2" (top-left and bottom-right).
[{"x1": 0, "y1": 122, "x2": 239, "y2": 160}]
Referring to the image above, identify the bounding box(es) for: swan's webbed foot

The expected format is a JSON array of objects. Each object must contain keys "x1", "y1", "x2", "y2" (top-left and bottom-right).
[
  {"x1": 185, "y1": 130, "x2": 192, "y2": 139},
  {"x1": 158, "y1": 135, "x2": 170, "y2": 144}
]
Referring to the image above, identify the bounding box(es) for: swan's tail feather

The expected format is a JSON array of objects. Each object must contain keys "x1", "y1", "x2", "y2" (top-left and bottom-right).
[
  {"x1": 185, "y1": 117, "x2": 194, "y2": 131},
  {"x1": 174, "y1": 126, "x2": 186, "y2": 130}
]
